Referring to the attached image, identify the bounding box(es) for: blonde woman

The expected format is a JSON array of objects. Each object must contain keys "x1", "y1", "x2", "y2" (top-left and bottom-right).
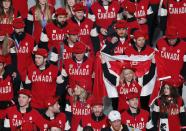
[
  {"x1": 26, "y1": 0, "x2": 55, "y2": 43},
  {"x1": 65, "y1": 80, "x2": 92, "y2": 131}
]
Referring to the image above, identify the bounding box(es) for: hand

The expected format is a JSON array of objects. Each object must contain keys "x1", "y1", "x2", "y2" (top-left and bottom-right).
[
  {"x1": 12, "y1": 72, "x2": 17, "y2": 79},
  {"x1": 67, "y1": 88, "x2": 73, "y2": 96},
  {"x1": 111, "y1": 37, "x2": 118, "y2": 44},
  {"x1": 100, "y1": 28, "x2": 108, "y2": 36},
  {"x1": 137, "y1": 18, "x2": 147, "y2": 24},
  {"x1": 100, "y1": 54, "x2": 106, "y2": 64}
]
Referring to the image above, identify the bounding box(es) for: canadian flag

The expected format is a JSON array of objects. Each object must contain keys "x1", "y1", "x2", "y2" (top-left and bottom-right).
[{"x1": 93, "y1": 52, "x2": 154, "y2": 99}]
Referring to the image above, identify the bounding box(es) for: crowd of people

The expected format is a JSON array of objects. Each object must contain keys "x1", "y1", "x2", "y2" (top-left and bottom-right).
[{"x1": 0, "y1": 0, "x2": 186, "y2": 130}]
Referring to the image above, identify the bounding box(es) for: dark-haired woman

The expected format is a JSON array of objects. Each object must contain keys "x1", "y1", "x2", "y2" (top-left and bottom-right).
[{"x1": 151, "y1": 83, "x2": 186, "y2": 131}]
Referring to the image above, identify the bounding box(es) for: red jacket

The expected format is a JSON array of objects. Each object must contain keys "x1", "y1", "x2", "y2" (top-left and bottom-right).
[
  {"x1": 64, "y1": 56, "x2": 94, "y2": 92},
  {"x1": 90, "y1": 1, "x2": 121, "y2": 29},
  {"x1": 11, "y1": 34, "x2": 35, "y2": 81},
  {"x1": 81, "y1": 114, "x2": 108, "y2": 130},
  {"x1": 0, "y1": 10, "x2": 19, "y2": 35},
  {"x1": 27, "y1": 64, "x2": 59, "y2": 109},
  {"x1": 5, "y1": 106, "x2": 48, "y2": 130},
  {"x1": 134, "y1": 0, "x2": 153, "y2": 37},
  {"x1": 41, "y1": 21, "x2": 68, "y2": 53},
  {"x1": 152, "y1": 96, "x2": 186, "y2": 131},
  {"x1": 66, "y1": 97, "x2": 92, "y2": 131},
  {"x1": 48, "y1": 112, "x2": 66, "y2": 130},
  {"x1": 117, "y1": 81, "x2": 142, "y2": 112},
  {"x1": 156, "y1": 37, "x2": 186, "y2": 75},
  {"x1": 164, "y1": 0, "x2": 186, "y2": 38},
  {"x1": 68, "y1": 17, "x2": 94, "y2": 54},
  {"x1": 121, "y1": 108, "x2": 149, "y2": 131},
  {"x1": 0, "y1": 76, "x2": 13, "y2": 101},
  {"x1": 12, "y1": 0, "x2": 28, "y2": 19}
]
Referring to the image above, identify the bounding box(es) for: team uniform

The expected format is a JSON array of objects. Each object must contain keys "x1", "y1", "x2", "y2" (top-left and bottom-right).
[
  {"x1": 0, "y1": 10, "x2": 19, "y2": 35},
  {"x1": 79, "y1": 114, "x2": 108, "y2": 130},
  {"x1": 65, "y1": 96, "x2": 92, "y2": 131},
  {"x1": 151, "y1": 96, "x2": 186, "y2": 131},
  {"x1": 89, "y1": 1, "x2": 122, "y2": 53},
  {"x1": 12, "y1": 0, "x2": 28, "y2": 19},
  {"x1": 44, "y1": 112, "x2": 67, "y2": 130},
  {"x1": 10, "y1": 33, "x2": 35, "y2": 81},
  {"x1": 40, "y1": 20, "x2": 68, "y2": 52},
  {"x1": 121, "y1": 109, "x2": 149, "y2": 131},
  {"x1": 156, "y1": 37, "x2": 186, "y2": 77},
  {"x1": 25, "y1": 63, "x2": 62, "y2": 109},
  {"x1": 117, "y1": 81, "x2": 142, "y2": 112},
  {"x1": 1, "y1": 106, "x2": 48, "y2": 130},
  {"x1": 64, "y1": 56, "x2": 94, "y2": 93},
  {"x1": 68, "y1": 17, "x2": 94, "y2": 54},
  {"x1": 160, "y1": 0, "x2": 186, "y2": 38},
  {"x1": 133, "y1": 0, "x2": 153, "y2": 39}
]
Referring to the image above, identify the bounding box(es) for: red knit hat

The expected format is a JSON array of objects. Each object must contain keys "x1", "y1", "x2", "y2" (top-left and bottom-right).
[
  {"x1": 34, "y1": 48, "x2": 48, "y2": 57},
  {"x1": 115, "y1": 20, "x2": 128, "y2": 29},
  {"x1": 123, "y1": 1, "x2": 136, "y2": 14},
  {"x1": 13, "y1": 18, "x2": 25, "y2": 29},
  {"x1": 166, "y1": 26, "x2": 178, "y2": 39},
  {"x1": 45, "y1": 96, "x2": 59, "y2": 107},
  {"x1": 91, "y1": 98, "x2": 103, "y2": 106},
  {"x1": 55, "y1": 8, "x2": 67, "y2": 16},
  {"x1": 134, "y1": 30, "x2": 147, "y2": 39},
  {"x1": 126, "y1": 92, "x2": 140, "y2": 100},
  {"x1": 73, "y1": 2, "x2": 85, "y2": 12},
  {"x1": 67, "y1": 25, "x2": 80, "y2": 35},
  {"x1": 18, "y1": 89, "x2": 32, "y2": 97},
  {"x1": 162, "y1": 74, "x2": 184, "y2": 88},
  {"x1": 73, "y1": 78, "x2": 92, "y2": 93},
  {"x1": 72, "y1": 42, "x2": 86, "y2": 54}
]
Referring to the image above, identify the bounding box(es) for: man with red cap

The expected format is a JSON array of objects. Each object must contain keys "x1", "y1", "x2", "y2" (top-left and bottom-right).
[
  {"x1": 88, "y1": 0, "x2": 123, "y2": 54},
  {"x1": 102, "y1": 20, "x2": 130, "y2": 55},
  {"x1": 62, "y1": 42, "x2": 94, "y2": 96},
  {"x1": 25, "y1": 48, "x2": 64, "y2": 110},
  {"x1": 121, "y1": 1, "x2": 141, "y2": 37},
  {"x1": 40, "y1": 7, "x2": 69, "y2": 53},
  {"x1": 42, "y1": 96, "x2": 70, "y2": 131},
  {"x1": 68, "y1": 2, "x2": 94, "y2": 55},
  {"x1": 155, "y1": 26, "x2": 186, "y2": 95},
  {"x1": 59, "y1": 25, "x2": 80, "y2": 63},
  {"x1": 78, "y1": 97, "x2": 108, "y2": 130},
  {"x1": 127, "y1": 0, "x2": 154, "y2": 41},
  {"x1": 121, "y1": 92, "x2": 151, "y2": 131},
  {"x1": 0, "y1": 89, "x2": 49, "y2": 130},
  {"x1": 10, "y1": 17, "x2": 36, "y2": 82}
]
